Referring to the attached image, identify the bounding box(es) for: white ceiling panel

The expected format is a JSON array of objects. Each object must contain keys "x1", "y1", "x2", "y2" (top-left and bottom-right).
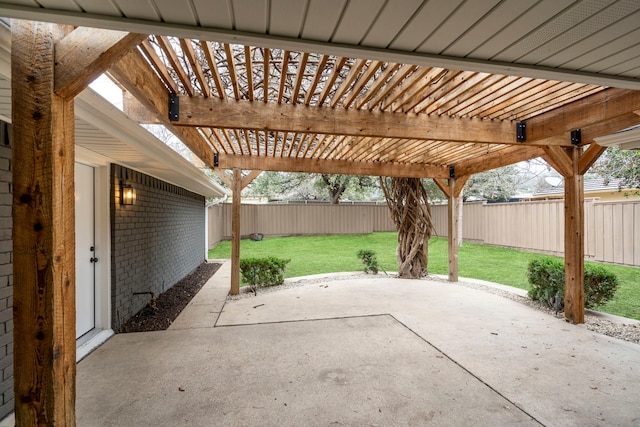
[
  {"x1": 442, "y1": 0, "x2": 538, "y2": 57},
  {"x1": 192, "y1": 0, "x2": 233, "y2": 28},
  {"x1": 3, "y1": 0, "x2": 37, "y2": 5},
  {"x1": 492, "y1": 0, "x2": 616, "y2": 63},
  {"x1": 584, "y1": 43, "x2": 640, "y2": 73},
  {"x1": 0, "y1": 0, "x2": 639, "y2": 88},
  {"x1": 562, "y1": 28, "x2": 640, "y2": 70},
  {"x1": 516, "y1": 0, "x2": 640, "y2": 65},
  {"x1": 468, "y1": 0, "x2": 575, "y2": 59},
  {"x1": 300, "y1": 0, "x2": 347, "y2": 42},
  {"x1": 330, "y1": 0, "x2": 385, "y2": 45},
  {"x1": 75, "y1": 0, "x2": 121, "y2": 16},
  {"x1": 113, "y1": 0, "x2": 161, "y2": 21},
  {"x1": 599, "y1": 53, "x2": 640, "y2": 75},
  {"x1": 232, "y1": 0, "x2": 268, "y2": 33},
  {"x1": 154, "y1": 0, "x2": 198, "y2": 26},
  {"x1": 269, "y1": 0, "x2": 306, "y2": 37},
  {"x1": 36, "y1": 0, "x2": 82, "y2": 11},
  {"x1": 543, "y1": 9, "x2": 640, "y2": 67},
  {"x1": 359, "y1": 0, "x2": 423, "y2": 48},
  {"x1": 417, "y1": 0, "x2": 502, "y2": 54}
]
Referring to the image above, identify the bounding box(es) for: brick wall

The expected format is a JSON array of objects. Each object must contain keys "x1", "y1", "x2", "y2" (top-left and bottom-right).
[
  {"x1": 0, "y1": 121, "x2": 13, "y2": 419},
  {"x1": 110, "y1": 164, "x2": 205, "y2": 331}
]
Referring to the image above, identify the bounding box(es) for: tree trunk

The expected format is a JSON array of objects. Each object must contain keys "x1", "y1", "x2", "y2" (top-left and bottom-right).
[
  {"x1": 322, "y1": 174, "x2": 347, "y2": 204},
  {"x1": 380, "y1": 177, "x2": 435, "y2": 278}
]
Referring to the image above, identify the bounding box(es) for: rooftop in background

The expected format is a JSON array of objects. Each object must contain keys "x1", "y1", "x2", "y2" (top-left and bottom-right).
[{"x1": 534, "y1": 177, "x2": 640, "y2": 200}]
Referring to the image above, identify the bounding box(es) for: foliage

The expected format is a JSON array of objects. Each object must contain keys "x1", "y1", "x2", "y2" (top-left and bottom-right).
[
  {"x1": 465, "y1": 165, "x2": 519, "y2": 201},
  {"x1": 243, "y1": 171, "x2": 380, "y2": 203},
  {"x1": 239, "y1": 257, "x2": 290, "y2": 290},
  {"x1": 592, "y1": 147, "x2": 640, "y2": 190},
  {"x1": 209, "y1": 233, "x2": 640, "y2": 320},
  {"x1": 380, "y1": 177, "x2": 434, "y2": 278},
  {"x1": 527, "y1": 258, "x2": 619, "y2": 310},
  {"x1": 243, "y1": 172, "x2": 314, "y2": 200},
  {"x1": 356, "y1": 249, "x2": 379, "y2": 274},
  {"x1": 318, "y1": 174, "x2": 379, "y2": 204},
  {"x1": 527, "y1": 258, "x2": 566, "y2": 309}
]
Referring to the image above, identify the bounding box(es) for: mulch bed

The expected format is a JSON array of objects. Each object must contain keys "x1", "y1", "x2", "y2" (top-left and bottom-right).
[{"x1": 119, "y1": 262, "x2": 220, "y2": 333}]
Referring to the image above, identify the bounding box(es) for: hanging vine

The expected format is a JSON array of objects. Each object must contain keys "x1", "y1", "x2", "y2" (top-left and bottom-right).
[{"x1": 380, "y1": 177, "x2": 435, "y2": 278}]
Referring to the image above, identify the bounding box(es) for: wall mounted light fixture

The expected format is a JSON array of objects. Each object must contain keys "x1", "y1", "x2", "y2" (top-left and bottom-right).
[{"x1": 120, "y1": 181, "x2": 136, "y2": 205}]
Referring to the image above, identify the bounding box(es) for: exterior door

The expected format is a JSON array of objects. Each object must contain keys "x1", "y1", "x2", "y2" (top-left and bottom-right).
[{"x1": 75, "y1": 162, "x2": 96, "y2": 339}]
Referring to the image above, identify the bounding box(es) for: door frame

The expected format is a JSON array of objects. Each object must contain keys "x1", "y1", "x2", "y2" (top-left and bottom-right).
[{"x1": 75, "y1": 147, "x2": 113, "y2": 359}]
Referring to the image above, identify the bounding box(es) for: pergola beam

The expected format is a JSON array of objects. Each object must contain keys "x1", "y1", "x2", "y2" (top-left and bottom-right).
[
  {"x1": 526, "y1": 88, "x2": 640, "y2": 145},
  {"x1": 54, "y1": 27, "x2": 146, "y2": 98},
  {"x1": 173, "y1": 95, "x2": 531, "y2": 146},
  {"x1": 110, "y1": 49, "x2": 215, "y2": 167},
  {"x1": 579, "y1": 143, "x2": 607, "y2": 175},
  {"x1": 216, "y1": 153, "x2": 450, "y2": 179}
]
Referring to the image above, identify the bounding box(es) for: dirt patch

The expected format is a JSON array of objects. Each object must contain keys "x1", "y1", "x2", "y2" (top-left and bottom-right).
[{"x1": 120, "y1": 262, "x2": 220, "y2": 333}]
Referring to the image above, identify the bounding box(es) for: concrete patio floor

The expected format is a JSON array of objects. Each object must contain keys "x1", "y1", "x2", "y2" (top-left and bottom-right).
[{"x1": 74, "y1": 261, "x2": 640, "y2": 426}]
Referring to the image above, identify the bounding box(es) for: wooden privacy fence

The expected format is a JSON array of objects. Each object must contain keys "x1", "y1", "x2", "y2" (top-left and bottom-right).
[{"x1": 208, "y1": 199, "x2": 640, "y2": 268}]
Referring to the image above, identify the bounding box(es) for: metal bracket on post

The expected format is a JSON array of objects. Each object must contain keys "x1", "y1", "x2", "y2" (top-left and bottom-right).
[
  {"x1": 449, "y1": 165, "x2": 455, "y2": 179},
  {"x1": 214, "y1": 152, "x2": 219, "y2": 167},
  {"x1": 516, "y1": 121, "x2": 526, "y2": 142},
  {"x1": 571, "y1": 129, "x2": 581, "y2": 145},
  {"x1": 168, "y1": 94, "x2": 179, "y2": 121}
]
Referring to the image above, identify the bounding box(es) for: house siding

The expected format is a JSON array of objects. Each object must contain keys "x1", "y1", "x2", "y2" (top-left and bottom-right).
[
  {"x1": 0, "y1": 121, "x2": 13, "y2": 420},
  {"x1": 110, "y1": 164, "x2": 205, "y2": 331}
]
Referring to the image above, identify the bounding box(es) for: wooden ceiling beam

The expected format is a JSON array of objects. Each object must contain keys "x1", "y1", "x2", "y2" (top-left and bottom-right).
[
  {"x1": 200, "y1": 40, "x2": 225, "y2": 98},
  {"x1": 304, "y1": 54, "x2": 329, "y2": 105},
  {"x1": 241, "y1": 169, "x2": 263, "y2": 190},
  {"x1": 172, "y1": 95, "x2": 533, "y2": 145},
  {"x1": 527, "y1": 88, "x2": 640, "y2": 145},
  {"x1": 530, "y1": 111, "x2": 640, "y2": 147},
  {"x1": 291, "y1": 52, "x2": 309, "y2": 105},
  {"x1": 223, "y1": 43, "x2": 240, "y2": 99},
  {"x1": 433, "y1": 178, "x2": 450, "y2": 197},
  {"x1": 156, "y1": 35, "x2": 195, "y2": 96},
  {"x1": 454, "y1": 145, "x2": 544, "y2": 177},
  {"x1": 54, "y1": 28, "x2": 146, "y2": 98},
  {"x1": 454, "y1": 176, "x2": 470, "y2": 197},
  {"x1": 110, "y1": 49, "x2": 215, "y2": 167},
  {"x1": 579, "y1": 143, "x2": 607, "y2": 175},
  {"x1": 139, "y1": 39, "x2": 179, "y2": 94},
  {"x1": 543, "y1": 146, "x2": 573, "y2": 177},
  {"x1": 244, "y1": 45, "x2": 254, "y2": 101},
  {"x1": 180, "y1": 38, "x2": 211, "y2": 97},
  {"x1": 216, "y1": 153, "x2": 450, "y2": 178}
]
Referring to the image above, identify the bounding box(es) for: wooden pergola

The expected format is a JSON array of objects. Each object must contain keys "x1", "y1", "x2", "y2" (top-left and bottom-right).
[{"x1": 9, "y1": 20, "x2": 640, "y2": 427}]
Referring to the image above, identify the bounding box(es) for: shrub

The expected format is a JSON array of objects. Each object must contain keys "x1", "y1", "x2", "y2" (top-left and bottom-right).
[
  {"x1": 357, "y1": 249, "x2": 379, "y2": 274},
  {"x1": 240, "y1": 257, "x2": 290, "y2": 292},
  {"x1": 527, "y1": 257, "x2": 619, "y2": 310}
]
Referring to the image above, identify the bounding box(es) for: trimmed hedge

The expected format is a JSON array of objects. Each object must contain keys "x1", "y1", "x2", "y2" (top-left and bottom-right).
[
  {"x1": 240, "y1": 257, "x2": 290, "y2": 291},
  {"x1": 527, "y1": 257, "x2": 619, "y2": 310}
]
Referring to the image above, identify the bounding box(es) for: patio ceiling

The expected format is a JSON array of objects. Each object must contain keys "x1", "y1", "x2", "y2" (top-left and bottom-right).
[{"x1": 109, "y1": 35, "x2": 640, "y2": 180}]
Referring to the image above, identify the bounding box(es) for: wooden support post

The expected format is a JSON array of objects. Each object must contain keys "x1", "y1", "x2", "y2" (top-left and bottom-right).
[
  {"x1": 564, "y1": 148, "x2": 585, "y2": 324},
  {"x1": 12, "y1": 21, "x2": 76, "y2": 425},
  {"x1": 448, "y1": 178, "x2": 459, "y2": 282},
  {"x1": 230, "y1": 169, "x2": 241, "y2": 295}
]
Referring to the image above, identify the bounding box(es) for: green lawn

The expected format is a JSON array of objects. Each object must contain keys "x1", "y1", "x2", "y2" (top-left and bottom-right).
[{"x1": 208, "y1": 232, "x2": 640, "y2": 320}]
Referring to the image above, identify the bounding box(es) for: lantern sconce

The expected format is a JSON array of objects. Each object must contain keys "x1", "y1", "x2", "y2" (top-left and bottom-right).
[{"x1": 120, "y1": 181, "x2": 136, "y2": 205}]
